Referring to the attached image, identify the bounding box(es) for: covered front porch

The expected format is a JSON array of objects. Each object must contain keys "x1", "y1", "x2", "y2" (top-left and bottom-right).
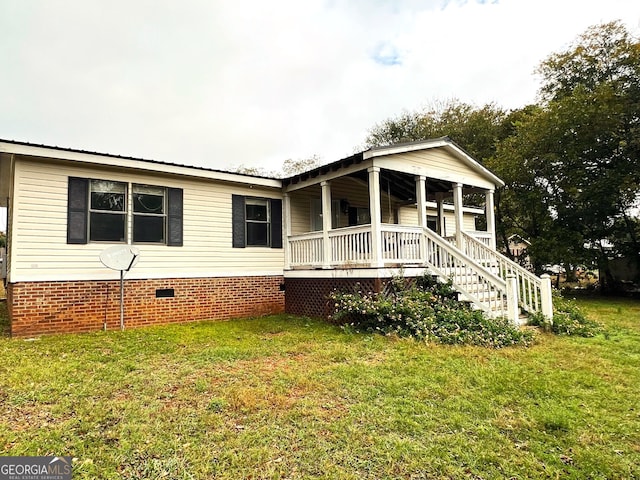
[
  {"x1": 282, "y1": 139, "x2": 499, "y2": 271},
  {"x1": 280, "y1": 139, "x2": 553, "y2": 322}
]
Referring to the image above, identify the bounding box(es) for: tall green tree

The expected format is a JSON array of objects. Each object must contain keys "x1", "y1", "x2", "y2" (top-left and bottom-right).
[
  {"x1": 490, "y1": 21, "x2": 640, "y2": 287},
  {"x1": 365, "y1": 99, "x2": 530, "y2": 251},
  {"x1": 364, "y1": 99, "x2": 513, "y2": 163}
]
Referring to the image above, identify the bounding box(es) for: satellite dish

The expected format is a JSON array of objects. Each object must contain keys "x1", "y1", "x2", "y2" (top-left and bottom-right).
[
  {"x1": 100, "y1": 245, "x2": 140, "y2": 272},
  {"x1": 99, "y1": 245, "x2": 141, "y2": 331}
]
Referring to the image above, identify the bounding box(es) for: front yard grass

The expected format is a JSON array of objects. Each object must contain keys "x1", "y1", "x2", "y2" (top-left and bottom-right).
[{"x1": 0, "y1": 297, "x2": 639, "y2": 479}]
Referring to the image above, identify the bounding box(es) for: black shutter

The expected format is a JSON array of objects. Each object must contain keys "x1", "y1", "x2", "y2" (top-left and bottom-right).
[
  {"x1": 270, "y1": 198, "x2": 282, "y2": 249},
  {"x1": 67, "y1": 177, "x2": 88, "y2": 244},
  {"x1": 167, "y1": 188, "x2": 183, "y2": 246},
  {"x1": 232, "y1": 194, "x2": 246, "y2": 248}
]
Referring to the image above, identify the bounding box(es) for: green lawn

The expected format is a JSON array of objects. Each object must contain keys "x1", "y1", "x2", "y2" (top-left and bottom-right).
[{"x1": 0, "y1": 297, "x2": 639, "y2": 479}]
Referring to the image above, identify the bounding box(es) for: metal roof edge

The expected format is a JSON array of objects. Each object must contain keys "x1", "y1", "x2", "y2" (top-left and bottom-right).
[{"x1": 0, "y1": 138, "x2": 282, "y2": 188}]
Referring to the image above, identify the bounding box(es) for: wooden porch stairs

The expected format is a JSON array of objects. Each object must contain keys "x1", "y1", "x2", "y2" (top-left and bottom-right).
[{"x1": 424, "y1": 229, "x2": 553, "y2": 323}]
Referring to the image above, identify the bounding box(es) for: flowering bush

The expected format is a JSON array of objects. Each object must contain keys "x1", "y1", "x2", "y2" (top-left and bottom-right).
[
  {"x1": 528, "y1": 291, "x2": 601, "y2": 337},
  {"x1": 330, "y1": 274, "x2": 533, "y2": 348}
]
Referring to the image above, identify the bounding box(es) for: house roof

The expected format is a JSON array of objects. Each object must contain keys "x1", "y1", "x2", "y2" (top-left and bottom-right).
[
  {"x1": 367, "y1": 137, "x2": 504, "y2": 187},
  {"x1": 508, "y1": 234, "x2": 532, "y2": 245},
  {"x1": 1, "y1": 136, "x2": 504, "y2": 201},
  {"x1": 282, "y1": 137, "x2": 504, "y2": 201},
  {"x1": 0, "y1": 138, "x2": 281, "y2": 188}
]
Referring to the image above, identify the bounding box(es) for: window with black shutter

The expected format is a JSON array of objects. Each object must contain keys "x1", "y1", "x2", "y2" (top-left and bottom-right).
[
  {"x1": 67, "y1": 177, "x2": 183, "y2": 246},
  {"x1": 232, "y1": 195, "x2": 282, "y2": 248},
  {"x1": 89, "y1": 180, "x2": 127, "y2": 242},
  {"x1": 133, "y1": 184, "x2": 166, "y2": 243}
]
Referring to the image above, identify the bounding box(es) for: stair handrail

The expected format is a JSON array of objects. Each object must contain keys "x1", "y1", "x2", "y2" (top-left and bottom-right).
[
  {"x1": 421, "y1": 228, "x2": 517, "y2": 321},
  {"x1": 459, "y1": 232, "x2": 552, "y2": 316}
]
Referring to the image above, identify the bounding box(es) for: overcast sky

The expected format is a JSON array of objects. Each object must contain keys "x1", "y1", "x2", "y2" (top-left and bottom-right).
[{"x1": 1, "y1": 0, "x2": 638, "y2": 173}]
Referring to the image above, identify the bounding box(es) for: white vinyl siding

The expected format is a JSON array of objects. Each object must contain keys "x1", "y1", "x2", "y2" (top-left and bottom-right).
[
  {"x1": 10, "y1": 158, "x2": 284, "y2": 282},
  {"x1": 375, "y1": 150, "x2": 496, "y2": 190},
  {"x1": 288, "y1": 177, "x2": 397, "y2": 235},
  {"x1": 398, "y1": 206, "x2": 477, "y2": 235}
]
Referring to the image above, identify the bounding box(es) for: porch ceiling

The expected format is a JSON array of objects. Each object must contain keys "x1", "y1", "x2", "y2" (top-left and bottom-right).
[
  {"x1": 282, "y1": 151, "x2": 453, "y2": 201},
  {"x1": 348, "y1": 169, "x2": 451, "y2": 203},
  {"x1": 283, "y1": 137, "x2": 501, "y2": 197}
]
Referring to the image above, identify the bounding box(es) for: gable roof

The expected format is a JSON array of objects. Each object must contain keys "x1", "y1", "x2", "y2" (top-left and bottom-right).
[
  {"x1": 282, "y1": 137, "x2": 504, "y2": 199},
  {"x1": 365, "y1": 137, "x2": 504, "y2": 187}
]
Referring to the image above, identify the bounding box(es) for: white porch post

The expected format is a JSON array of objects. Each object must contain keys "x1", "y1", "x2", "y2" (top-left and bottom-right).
[
  {"x1": 540, "y1": 274, "x2": 554, "y2": 322},
  {"x1": 506, "y1": 273, "x2": 520, "y2": 324},
  {"x1": 485, "y1": 188, "x2": 497, "y2": 250},
  {"x1": 436, "y1": 192, "x2": 446, "y2": 236},
  {"x1": 415, "y1": 176, "x2": 427, "y2": 228},
  {"x1": 321, "y1": 181, "x2": 332, "y2": 269},
  {"x1": 283, "y1": 193, "x2": 291, "y2": 270},
  {"x1": 453, "y1": 183, "x2": 464, "y2": 248},
  {"x1": 416, "y1": 175, "x2": 428, "y2": 264},
  {"x1": 368, "y1": 167, "x2": 384, "y2": 268}
]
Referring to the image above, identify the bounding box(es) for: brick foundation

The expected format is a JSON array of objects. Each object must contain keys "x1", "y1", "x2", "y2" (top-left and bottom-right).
[
  {"x1": 8, "y1": 276, "x2": 285, "y2": 337},
  {"x1": 285, "y1": 277, "x2": 390, "y2": 320}
]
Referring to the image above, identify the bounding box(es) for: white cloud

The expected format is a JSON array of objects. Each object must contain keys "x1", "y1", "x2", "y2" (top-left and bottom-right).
[{"x1": 0, "y1": 0, "x2": 638, "y2": 171}]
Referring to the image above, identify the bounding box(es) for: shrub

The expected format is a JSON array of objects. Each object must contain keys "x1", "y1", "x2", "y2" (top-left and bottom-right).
[
  {"x1": 330, "y1": 274, "x2": 533, "y2": 348},
  {"x1": 528, "y1": 291, "x2": 601, "y2": 337}
]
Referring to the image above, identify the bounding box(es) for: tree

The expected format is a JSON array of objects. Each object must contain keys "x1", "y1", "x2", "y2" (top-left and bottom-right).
[
  {"x1": 490, "y1": 21, "x2": 640, "y2": 288},
  {"x1": 365, "y1": 99, "x2": 526, "y2": 250},
  {"x1": 537, "y1": 21, "x2": 640, "y2": 103},
  {"x1": 364, "y1": 99, "x2": 513, "y2": 163},
  {"x1": 280, "y1": 156, "x2": 321, "y2": 177},
  {"x1": 232, "y1": 156, "x2": 321, "y2": 179},
  {"x1": 361, "y1": 22, "x2": 640, "y2": 290},
  {"x1": 488, "y1": 105, "x2": 584, "y2": 273}
]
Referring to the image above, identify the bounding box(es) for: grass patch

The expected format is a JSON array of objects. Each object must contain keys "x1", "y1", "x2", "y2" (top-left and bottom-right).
[
  {"x1": 0, "y1": 299, "x2": 639, "y2": 478},
  {"x1": 528, "y1": 290, "x2": 602, "y2": 337}
]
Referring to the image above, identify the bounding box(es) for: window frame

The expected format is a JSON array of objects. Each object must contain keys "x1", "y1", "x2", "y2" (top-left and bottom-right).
[
  {"x1": 348, "y1": 206, "x2": 371, "y2": 226},
  {"x1": 310, "y1": 198, "x2": 340, "y2": 231},
  {"x1": 67, "y1": 177, "x2": 183, "y2": 247},
  {"x1": 132, "y1": 183, "x2": 167, "y2": 244},
  {"x1": 88, "y1": 179, "x2": 128, "y2": 243},
  {"x1": 231, "y1": 195, "x2": 282, "y2": 249},
  {"x1": 244, "y1": 197, "x2": 271, "y2": 247}
]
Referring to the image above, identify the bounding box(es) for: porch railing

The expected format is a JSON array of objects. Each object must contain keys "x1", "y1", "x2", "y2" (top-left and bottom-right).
[
  {"x1": 289, "y1": 231, "x2": 324, "y2": 268},
  {"x1": 287, "y1": 225, "x2": 524, "y2": 321},
  {"x1": 289, "y1": 224, "x2": 426, "y2": 268},
  {"x1": 421, "y1": 227, "x2": 511, "y2": 319},
  {"x1": 467, "y1": 231, "x2": 493, "y2": 247},
  {"x1": 380, "y1": 225, "x2": 423, "y2": 264},
  {"x1": 330, "y1": 225, "x2": 373, "y2": 265},
  {"x1": 459, "y1": 232, "x2": 553, "y2": 318}
]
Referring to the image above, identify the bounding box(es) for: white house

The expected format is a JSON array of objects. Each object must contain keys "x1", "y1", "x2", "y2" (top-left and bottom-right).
[{"x1": 0, "y1": 137, "x2": 552, "y2": 336}]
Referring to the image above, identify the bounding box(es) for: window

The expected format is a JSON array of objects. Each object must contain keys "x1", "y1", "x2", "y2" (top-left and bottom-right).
[
  {"x1": 310, "y1": 198, "x2": 340, "y2": 231},
  {"x1": 133, "y1": 184, "x2": 166, "y2": 243},
  {"x1": 232, "y1": 195, "x2": 282, "y2": 248},
  {"x1": 348, "y1": 206, "x2": 371, "y2": 226},
  {"x1": 67, "y1": 177, "x2": 183, "y2": 246},
  {"x1": 89, "y1": 180, "x2": 127, "y2": 242},
  {"x1": 427, "y1": 215, "x2": 438, "y2": 232},
  {"x1": 245, "y1": 198, "x2": 270, "y2": 246}
]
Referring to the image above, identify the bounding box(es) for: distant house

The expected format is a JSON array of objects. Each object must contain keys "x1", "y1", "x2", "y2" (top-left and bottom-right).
[
  {"x1": 0, "y1": 137, "x2": 552, "y2": 336},
  {"x1": 507, "y1": 234, "x2": 531, "y2": 268}
]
